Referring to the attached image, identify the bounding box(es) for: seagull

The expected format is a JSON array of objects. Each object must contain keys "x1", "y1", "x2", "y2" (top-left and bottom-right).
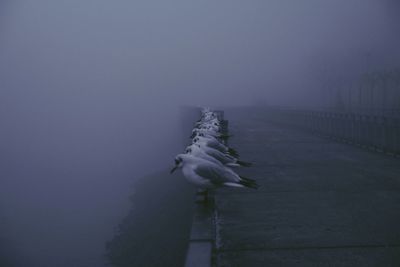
[
  {"x1": 170, "y1": 154, "x2": 258, "y2": 190},
  {"x1": 198, "y1": 124, "x2": 220, "y2": 132},
  {"x1": 195, "y1": 117, "x2": 220, "y2": 125},
  {"x1": 194, "y1": 125, "x2": 221, "y2": 134},
  {"x1": 192, "y1": 143, "x2": 252, "y2": 167},
  {"x1": 192, "y1": 136, "x2": 239, "y2": 157},
  {"x1": 196, "y1": 127, "x2": 220, "y2": 134},
  {"x1": 186, "y1": 144, "x2": 252, "y2": 168},
  {"x1": 193, "y1": 132, "x2": 229, "y2": 143},
  {"x1": 185, "y1": 144, "x2": 226, "y2": 166},
  {"x1": 190, "y1": 130, "x2": 231, "y2": 141},
  {"x1": 192, "y1": 132, "x2": 223, "y2": 144}
]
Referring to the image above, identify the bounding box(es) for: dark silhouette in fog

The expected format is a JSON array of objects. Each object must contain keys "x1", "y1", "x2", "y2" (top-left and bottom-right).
[
  {"x1": 105, "y1": 171, "x2": 195, "y2": 267},
  {"x1": 0, "y1": 1, "x2": 399, "y2": 266}
]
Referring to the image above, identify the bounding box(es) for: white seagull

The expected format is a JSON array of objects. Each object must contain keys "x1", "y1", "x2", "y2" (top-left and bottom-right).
[
  {"x1": 170, "y1": 154, "x2": 258, "y2": 190},
  {"x1": 190, "y1": 128, "x2": 230, "y2": 140},
  {"x1": 185, "y1": 144, "x2": 221, "y2": 163},
  {"x1": 193, "y1": 143, "x2": 252, "y2": 167},
  {"x1": 192, "y1": 136, "x2": 239, "y2": 157}
]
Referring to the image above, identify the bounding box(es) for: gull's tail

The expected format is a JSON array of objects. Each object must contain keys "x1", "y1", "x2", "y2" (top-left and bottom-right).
[
  {"x1": 227, "y1": 148, "x2": 239, "y2": 158},
  {"x1": 218, "y1": 134, "x2": 232, "y2": 141},
  {"x1": 239, "y1": 175, "x2": 259, "y2": 189},
  {"x1": 237, "y1": 160, "x2": 252, "y2": 167}
]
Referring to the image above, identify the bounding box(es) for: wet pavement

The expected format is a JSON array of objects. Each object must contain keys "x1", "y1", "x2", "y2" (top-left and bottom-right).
[{"x1": 213, "y1": 108, "x2": 400, "y2": 267}]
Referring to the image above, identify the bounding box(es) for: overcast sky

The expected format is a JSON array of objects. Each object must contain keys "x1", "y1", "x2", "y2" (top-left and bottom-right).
[
  {"x1": 1, "y1": 0, "x2": 399, "y2": 107},
  {"x1": 0, "y1": 1, "x2": 399, "y2": 266}
]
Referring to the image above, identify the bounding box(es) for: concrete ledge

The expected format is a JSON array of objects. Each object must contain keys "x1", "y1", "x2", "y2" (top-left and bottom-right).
[
  {"x1": 185, "y1": 241, "x2": 213, "y2": 267},
  {"x1": 185, "y1": 110, "x2": 227, "y2": 267},
  {"x1": 185, "y1": 192, "x2": 215, "y2": 267}
]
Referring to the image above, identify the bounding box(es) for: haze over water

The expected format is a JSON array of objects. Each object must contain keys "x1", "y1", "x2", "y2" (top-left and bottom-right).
[{"x1": 0, "y1": 1, "x2": 399, "y2": 266}]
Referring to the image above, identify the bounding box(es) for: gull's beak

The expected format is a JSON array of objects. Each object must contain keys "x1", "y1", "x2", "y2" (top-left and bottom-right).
[{"x1": 170, "y1": 166, "x2": 178, "y2": 174}]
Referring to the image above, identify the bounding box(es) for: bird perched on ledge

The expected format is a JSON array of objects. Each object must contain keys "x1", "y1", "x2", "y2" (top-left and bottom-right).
[
  {"x1": 170, "y1": 154, "x2": 258, "y2": 192},
  {"x1": 187, "y1": 143, "x2": 252, "y2": 168},
  {"x1": 171, "y1": 108, "x2": 258, "y2": 202}
]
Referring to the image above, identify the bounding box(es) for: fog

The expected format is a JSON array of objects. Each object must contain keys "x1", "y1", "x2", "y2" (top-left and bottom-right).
[{"x1": 0, "y1": 1, "x2": 399, "y2": 266}]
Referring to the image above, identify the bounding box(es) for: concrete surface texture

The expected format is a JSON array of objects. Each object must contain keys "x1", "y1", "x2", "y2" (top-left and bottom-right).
[{"x1": 213, "y1": 108, "x2": 400, "y2": 267}]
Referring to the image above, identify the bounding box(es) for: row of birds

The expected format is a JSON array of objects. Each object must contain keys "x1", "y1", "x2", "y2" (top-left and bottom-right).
[{"x1": 170, "y1": 108, "x2": 259, "y2": 199}]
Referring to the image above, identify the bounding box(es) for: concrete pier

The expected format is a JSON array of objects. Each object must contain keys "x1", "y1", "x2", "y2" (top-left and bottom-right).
[{"x1": 212, "y1": 107, "x2": 400, "y2": 266}]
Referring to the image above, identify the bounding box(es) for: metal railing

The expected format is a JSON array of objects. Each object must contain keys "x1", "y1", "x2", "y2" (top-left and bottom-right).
[{"x1": 265, "y1": 109, "x2": 400, "y2": 156}]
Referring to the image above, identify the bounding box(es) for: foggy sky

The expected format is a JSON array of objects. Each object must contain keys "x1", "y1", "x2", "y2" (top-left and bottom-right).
[
  {"x1": 0, "y1": 1, "x2": 399, "y2": 266},
  {"x1": 1, "y1": 0, "x2": 399, "y2": 107}
]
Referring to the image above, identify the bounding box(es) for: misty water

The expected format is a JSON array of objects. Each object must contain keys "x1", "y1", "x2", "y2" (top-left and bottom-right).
[{"x1": 1, "y1": 1, "x2": 399, "y2": 266}]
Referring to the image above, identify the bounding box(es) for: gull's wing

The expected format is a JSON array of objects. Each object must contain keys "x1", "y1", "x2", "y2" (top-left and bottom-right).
[
  {"x1": 194, "y1": 163, "x2": 238, "y2": 185},
  {"x1": 204, "y1": 147, "x2": 229, "y2": 164}
]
